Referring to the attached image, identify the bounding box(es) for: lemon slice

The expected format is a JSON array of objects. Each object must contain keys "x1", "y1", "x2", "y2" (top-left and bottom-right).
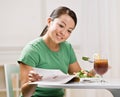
[{"x1": 93, "y1": 53, "x2": 100, "y2": 59}]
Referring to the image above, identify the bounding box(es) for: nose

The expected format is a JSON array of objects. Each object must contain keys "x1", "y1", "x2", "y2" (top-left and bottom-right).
[{"x1": 60, "y1": 29, "x2": 66, "y2": 36}]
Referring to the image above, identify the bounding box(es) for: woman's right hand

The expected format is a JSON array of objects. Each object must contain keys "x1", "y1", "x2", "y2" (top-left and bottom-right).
[
  {"x1": 28, "y1": 70, "x2": 42, "y2": 82},
  {"x1": 20, "y1": 63, "x2": 42, "y2": 97}
]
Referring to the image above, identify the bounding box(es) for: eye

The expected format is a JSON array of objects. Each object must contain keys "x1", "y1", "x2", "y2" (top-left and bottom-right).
[
  {"x1": 67, "y1": 30, "x2": 72, "y2": 34},
  {"x1": 58, "y1": 24, "x2": 64, "y2": 28}
]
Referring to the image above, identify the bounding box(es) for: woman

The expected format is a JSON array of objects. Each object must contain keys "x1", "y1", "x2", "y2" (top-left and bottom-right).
[{"x1": 18, "y1": 6, "x2": 82, "y2": 97}]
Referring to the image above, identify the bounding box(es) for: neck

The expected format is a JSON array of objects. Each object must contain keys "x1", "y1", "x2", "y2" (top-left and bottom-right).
[{"x1": 42, "y1": 35, "x2": 60, "y2": 52}]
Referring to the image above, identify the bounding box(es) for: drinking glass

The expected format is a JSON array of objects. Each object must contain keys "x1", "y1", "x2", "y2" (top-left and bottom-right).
[{"x1": 94, "y1": 59, "x2": 108, "y2": 82}]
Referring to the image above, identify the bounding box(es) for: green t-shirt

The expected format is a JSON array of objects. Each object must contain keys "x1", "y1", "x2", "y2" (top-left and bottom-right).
[{"x1": 18, "y1": 37, "x2": 77, "y2": 97}]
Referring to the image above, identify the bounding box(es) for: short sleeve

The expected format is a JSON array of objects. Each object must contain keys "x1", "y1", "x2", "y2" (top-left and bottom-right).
[{"x1": 18, "y1": 45, "x2": 39, "y2": 67}]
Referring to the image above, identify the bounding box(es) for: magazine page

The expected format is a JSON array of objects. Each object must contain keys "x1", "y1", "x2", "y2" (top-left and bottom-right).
[{"x1": 30, "y1": 68, "x2": 78, "y2": 84}]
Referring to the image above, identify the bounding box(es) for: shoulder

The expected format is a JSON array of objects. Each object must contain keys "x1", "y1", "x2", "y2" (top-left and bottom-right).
[
  {"x1": 21, "y1": 37, "x2": 43, "y2": 53},
  {"x1": 28, "y1": 37, "x2": 42, "y2": 46},
  {"x1": 26, "y1": 37, "x2": 43, "y2": 49}
]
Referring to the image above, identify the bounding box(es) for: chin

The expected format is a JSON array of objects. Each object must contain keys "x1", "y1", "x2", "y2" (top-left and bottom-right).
[{"x1": 55, "y1": 38, "x2": 65, "y2": 44}]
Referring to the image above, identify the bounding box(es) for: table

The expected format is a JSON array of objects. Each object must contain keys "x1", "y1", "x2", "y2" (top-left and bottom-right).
[{"x1": 30, "y1": 78, "x2": 120, "y2": 97}]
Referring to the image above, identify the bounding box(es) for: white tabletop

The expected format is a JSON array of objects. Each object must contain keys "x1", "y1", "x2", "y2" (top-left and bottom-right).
[
  {"x1": 30, "y1": 78, "x2": 120, "y2": 97},
  {"x1": 30, "y1": 78, "x2": 120, "y2": 89}
]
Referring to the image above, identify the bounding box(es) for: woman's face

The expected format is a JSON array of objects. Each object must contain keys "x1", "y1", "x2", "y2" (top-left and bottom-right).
[{"x1": 47, "y1": 14, "x2": 75, "y2": 44}]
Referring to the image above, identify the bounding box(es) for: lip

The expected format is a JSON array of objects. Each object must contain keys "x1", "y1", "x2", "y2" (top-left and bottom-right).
[{"x1": 56, "y1": 33, "x2": 63, "y2": 40}]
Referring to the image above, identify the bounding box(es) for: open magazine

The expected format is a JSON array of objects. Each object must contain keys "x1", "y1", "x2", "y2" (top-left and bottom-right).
[{"x1": 30, "y1": 68, "x2": 79, "y2": 84}]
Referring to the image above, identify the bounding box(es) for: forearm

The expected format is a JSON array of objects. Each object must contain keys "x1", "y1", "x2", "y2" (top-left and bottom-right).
[{"x1": 21, "y1": 82, "x2": 37, "y2": 97}]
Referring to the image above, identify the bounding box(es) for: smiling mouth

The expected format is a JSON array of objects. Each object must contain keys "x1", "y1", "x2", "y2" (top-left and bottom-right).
[{"x1": 56, "y1": 33, "x2": 63, "y2": 40}]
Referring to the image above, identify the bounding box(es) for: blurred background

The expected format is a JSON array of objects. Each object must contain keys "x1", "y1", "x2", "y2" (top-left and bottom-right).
[{"x1": 0, "y1": 0, "x2": 120, "y2": 97}]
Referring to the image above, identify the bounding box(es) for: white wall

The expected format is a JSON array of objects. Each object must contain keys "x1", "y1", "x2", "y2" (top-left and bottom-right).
[
  {"x1": 0, "y1": 0, "x2": 44, "y2": 63},
  {"x1": 0, "y1": 0, "x2": 120, "y2": 97},
  {"x1": 0, "y1": 0, "x2": 43, "y2": 47}
]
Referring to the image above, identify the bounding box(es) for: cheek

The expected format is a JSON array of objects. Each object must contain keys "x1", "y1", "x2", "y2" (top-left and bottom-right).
[
  {"x1": 50, "y1": 25, "x2": 59, "y2": 32},
  {"x1": 65, "y1": 33, "x2": 71, "y2": 39},
  {"x1": 54, "y1": 25, "x2": 62, "y2": 31}
]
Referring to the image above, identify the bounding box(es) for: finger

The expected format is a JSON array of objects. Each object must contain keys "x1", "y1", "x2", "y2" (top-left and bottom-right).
[
  {"x1": 29, "y1": 77, "x2": 35, "y2": 82},
  {"x1": 28, "y1": 73, "x2": 33, "y2": 77},
  {"x1": 36, "y1": 75, "x2": 43, "y2": 80},
  {"x1": 30, "y1": 70, "x2": 42, "y2": 77},
  {"x1": 28, "y1": 74, "x2": 43, "y2": 81},
  {"x1": 29, "y1": 76, "x2": 43, "y2": 82},
  {"x1": 29, "y1": 70, "x2": 36, "y2": 75}
]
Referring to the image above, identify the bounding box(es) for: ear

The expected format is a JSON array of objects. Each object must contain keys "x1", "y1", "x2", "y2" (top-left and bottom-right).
[{"x1": 47, "y1": 17, "x2": 52, "y2": 26}]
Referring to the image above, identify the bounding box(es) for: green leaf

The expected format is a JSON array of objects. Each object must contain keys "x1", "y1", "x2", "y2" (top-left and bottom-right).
[{"x1": 82, "y1": 56, "x2": 90, "y2": 61}]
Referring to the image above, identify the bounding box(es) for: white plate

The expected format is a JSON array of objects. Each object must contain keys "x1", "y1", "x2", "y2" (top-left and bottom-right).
[{"x1": 80, "y1": 78, "x2": 107, "y2": 83}]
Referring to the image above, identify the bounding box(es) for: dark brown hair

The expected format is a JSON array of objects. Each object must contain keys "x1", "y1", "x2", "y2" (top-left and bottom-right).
[{"x1": 40, "y1": 6, "x2": 77, "y2": 36}]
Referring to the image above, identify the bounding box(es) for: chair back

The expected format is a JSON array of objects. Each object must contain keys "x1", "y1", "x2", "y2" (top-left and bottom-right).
[{"x1": 4, "y1": 64, "x2": 20, "y2": 97}]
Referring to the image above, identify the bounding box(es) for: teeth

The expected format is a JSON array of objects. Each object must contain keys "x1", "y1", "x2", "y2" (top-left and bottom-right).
[{"x1": 56, "y1": 34, "x2": 62, "y2": 39}]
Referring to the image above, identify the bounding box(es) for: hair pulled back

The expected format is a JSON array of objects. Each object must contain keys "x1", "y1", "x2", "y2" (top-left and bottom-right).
[{"x1": 40, "y1": 6, "x2": 77, "y2": 36}]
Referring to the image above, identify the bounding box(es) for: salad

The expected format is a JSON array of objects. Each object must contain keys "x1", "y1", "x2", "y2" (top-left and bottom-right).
[{"x1": 76, "y1": 69, "x2": 96, "y2": 78}]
